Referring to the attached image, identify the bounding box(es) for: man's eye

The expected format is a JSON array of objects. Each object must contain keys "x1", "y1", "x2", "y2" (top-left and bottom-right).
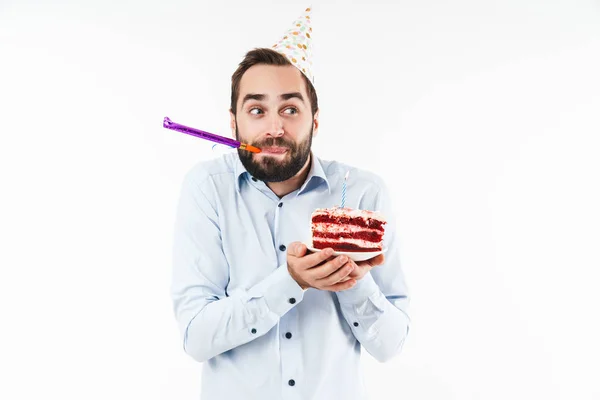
[
  {"x1": 283, "y1": 107, "x2": 298, "y2": 115},
  {"x1": 249, "y1": 108, "x2": 263, "y2": 115}
]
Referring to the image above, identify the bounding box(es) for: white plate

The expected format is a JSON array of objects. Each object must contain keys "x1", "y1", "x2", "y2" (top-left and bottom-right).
[{"x1": 304, "y1": 243, "x2": 388, "y2": 262}]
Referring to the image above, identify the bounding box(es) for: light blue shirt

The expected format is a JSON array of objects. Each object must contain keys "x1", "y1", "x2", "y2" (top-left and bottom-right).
[{"x1": 171, "y1": 151, "x2": 410, "y2": 400}]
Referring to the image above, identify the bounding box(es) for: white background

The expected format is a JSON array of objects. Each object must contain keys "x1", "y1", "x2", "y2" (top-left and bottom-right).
[{"x1": 1, "y1": 0, "x2": 599, "y2": 399}]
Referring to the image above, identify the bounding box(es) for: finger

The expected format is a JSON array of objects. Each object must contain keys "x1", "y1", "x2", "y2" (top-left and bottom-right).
[
  {"x1": 357, "y1": 254, "x2": 385, "y2": 268},
  {"x1": 287, "y1": 242, "x2": 307, "y2": 258},
  {"x1": 297, "y1": 247, "x2": 337, "y2": 270},
  {"x1": 315, "y1": 260, "x2": 354, "y2": 287},
  {"x1": 321, "y1": 278, "x2": 357, "y2": 292},
  {"x1": 309, "y1": 255, "x2": 349, "y2": 280},
  {"x1": 369, "y1": 254, "x2": 385, "y2": 266}
]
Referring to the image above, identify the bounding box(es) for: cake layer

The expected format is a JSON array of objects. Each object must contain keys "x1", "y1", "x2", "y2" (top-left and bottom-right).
[
  {"x1": 311, "y1": 207, "x2": 386, "y2": 230},
  {"x1": 311, "y1": 222, "x2": 382, "y2": 235},
  {"x1": 311, "y1": 207, "x2": 385, "y2": 221},
  {"x1": 311, "y1": 215, "x2": 385, "y2": 230},
  {"x1": 312, "y1": 228, "x2": 383, "y2": 242},
  {"x1": 313, "y1": 236, "x2": 381, "y2": 248},
  {"x1": 312, "y1": 240, "x2": 382, "y2": 252}
]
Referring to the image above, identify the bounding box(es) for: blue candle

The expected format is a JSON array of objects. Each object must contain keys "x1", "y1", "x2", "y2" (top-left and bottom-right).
[{"x1": 340, "y1": 171, "x2": 349, "y2": 208}]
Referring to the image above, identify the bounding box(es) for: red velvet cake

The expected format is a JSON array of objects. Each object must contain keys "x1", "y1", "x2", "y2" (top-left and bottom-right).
[{"x1": 310, "y1": 207, "x2": 386, "y2": 252}]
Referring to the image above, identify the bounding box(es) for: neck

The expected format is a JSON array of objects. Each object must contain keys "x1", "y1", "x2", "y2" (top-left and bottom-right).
[{"x1": 266, "y1": 153, "x2": 312, "y2": 198}]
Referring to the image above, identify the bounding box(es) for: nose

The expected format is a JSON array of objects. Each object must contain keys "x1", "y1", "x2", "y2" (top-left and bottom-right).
[{"x1": 267, "y1": 113, "x2": 284, "y2": 137}]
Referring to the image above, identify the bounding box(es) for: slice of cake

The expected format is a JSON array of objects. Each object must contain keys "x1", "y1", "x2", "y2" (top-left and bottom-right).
[{"x1": 310, "y1": 207, "x2": 387, "y2": 252}]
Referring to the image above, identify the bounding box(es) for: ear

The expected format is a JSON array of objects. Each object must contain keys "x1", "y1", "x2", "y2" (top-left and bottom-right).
[
  {"x1": 229, "y1": 109, "x2": 236, "y2": 139},
  {"x1": 312, "y1": 109, "x2": 320, "y2": 138}
]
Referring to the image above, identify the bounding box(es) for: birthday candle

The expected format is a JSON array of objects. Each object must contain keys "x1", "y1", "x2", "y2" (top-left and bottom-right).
[{"x1": 340, "y1": 170, "x2": 349, "y2": 208}]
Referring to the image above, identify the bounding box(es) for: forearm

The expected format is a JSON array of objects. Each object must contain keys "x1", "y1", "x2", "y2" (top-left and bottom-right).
[
  {"x1": 175, "y1": 264, "x2": 304, "y2": 363},
  {"x1": 336, "y1": 272, "x2": 410, "y2": 363}
]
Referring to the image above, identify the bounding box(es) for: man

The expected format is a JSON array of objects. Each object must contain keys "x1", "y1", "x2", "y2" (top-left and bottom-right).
[{"x1": 171, "y1": 7, "x2": 410, "y2": 399}]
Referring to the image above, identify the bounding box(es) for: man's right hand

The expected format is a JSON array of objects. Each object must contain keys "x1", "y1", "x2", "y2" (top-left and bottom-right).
[{"x1": 286, "y1": 242, "x2": 357, "y2": 292}]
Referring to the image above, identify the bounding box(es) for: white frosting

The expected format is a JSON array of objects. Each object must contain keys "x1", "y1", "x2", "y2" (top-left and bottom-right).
[
  {"x1": 312, "y1": 237, "x2": 381, "y2": 249},
  {"x1": 311, "y1": 207, "x2": 386, "y2": 222},
  {"x1": 312, "y1": 222, "x2": 382, "y2": 235}
]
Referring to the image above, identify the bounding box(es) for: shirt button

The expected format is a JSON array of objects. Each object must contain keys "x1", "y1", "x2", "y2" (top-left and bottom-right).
[
  {"x1": 353, "y1": 322, "x2": 359, "y2": 327},
  {"x1": 251, "y1": 177, "x2": 257, "y2": 182},
  {"x1": 288, "y1": 298, "x2": 296, "y2": 304},
  {"x1": 285, "y1": 332, "x2": 292, "y2": 339},
  {"x1": 251, "y1": 328, "x2": 257, "y2": 334},
  {"x1": 279, "y1": 244, "x2": 286, "y2": 251},
  {"x1": 288, "y1": 379, "x2": 295, "y2": 386},
  {"x1": 278, "y1": 202, "x2": 283, "y2": 208}
]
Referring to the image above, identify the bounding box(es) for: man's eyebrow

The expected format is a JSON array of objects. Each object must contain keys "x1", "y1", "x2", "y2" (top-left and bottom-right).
[
  {"x1": 279, "y1": 92, "x2": 305, "y2": 102},
  {"x1": 242, "y1": 93, "x2": 265, "y2": 106},
  {"x1": 241, "y1": 92, "x2": 305, "y2": 107}
]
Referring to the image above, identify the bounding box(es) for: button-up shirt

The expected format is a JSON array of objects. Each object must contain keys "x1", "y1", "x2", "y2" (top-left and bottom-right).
[{"x1": 171, "y1": 151, "x2": 410, "y2": 400}]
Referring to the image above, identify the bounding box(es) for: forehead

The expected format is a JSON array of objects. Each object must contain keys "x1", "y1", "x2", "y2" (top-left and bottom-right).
[{"x1": 239, "y1": 64, "x2": 307, "y2": 101}]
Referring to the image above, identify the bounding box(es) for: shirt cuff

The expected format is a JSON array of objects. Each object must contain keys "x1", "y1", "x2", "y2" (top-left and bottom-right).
[
  {"x1": 247, "y1": 264, "x2": 305, "y2": 317},
  {"x1": 336, "y1": 271, "x2": 380, "y2": 305}
]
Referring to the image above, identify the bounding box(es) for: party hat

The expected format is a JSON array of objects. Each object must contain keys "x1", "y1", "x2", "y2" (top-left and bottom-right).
[{"x1": 271, "y1": 6, "x2": 315, "y2": 87}]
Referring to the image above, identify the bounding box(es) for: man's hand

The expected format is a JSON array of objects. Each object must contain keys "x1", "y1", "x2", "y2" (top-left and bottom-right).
[
  {"x1": 287, "y1": 242, "x2": 357, "y2": 292},
  {"x1": 338, "y1": 254, "x2": 385, "y2": 282}
]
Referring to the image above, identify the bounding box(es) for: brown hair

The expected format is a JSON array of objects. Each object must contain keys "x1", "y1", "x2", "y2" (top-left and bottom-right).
[{"x1": 230, "y1": 48, "x2": 318, "y2": 117}]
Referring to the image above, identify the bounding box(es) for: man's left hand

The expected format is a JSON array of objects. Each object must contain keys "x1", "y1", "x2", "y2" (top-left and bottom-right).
[{"x1": 340, "y1": 254, "x2": 385, "y2": 282}]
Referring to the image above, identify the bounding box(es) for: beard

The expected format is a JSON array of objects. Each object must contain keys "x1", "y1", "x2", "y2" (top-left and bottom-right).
[{"x1": 236, "y1": 123, "x2": 313, "y2": 182}]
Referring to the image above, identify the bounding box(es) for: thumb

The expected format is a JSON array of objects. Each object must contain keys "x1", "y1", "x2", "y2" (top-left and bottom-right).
[
  {"x1": 289, "y1": 242, "x2": 307, "y2": 257},
  {"x1": 368, "y1": 254, "x2": 385, "y2": 267}
]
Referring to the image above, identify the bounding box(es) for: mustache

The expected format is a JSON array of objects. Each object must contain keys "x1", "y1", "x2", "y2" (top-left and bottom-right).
[{"x1": 253, "y1": 137, "x2": 295, "y2": 149}]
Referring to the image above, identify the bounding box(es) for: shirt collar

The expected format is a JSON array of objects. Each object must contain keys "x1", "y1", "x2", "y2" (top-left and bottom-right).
[{"x1": 234, "y1": 151, "x2": 331, "y2": 195}]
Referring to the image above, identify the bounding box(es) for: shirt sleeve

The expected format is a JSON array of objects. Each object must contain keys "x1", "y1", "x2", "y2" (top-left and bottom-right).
[
  {"x1": 171, "y1": 172, "x2": 305, "y2": 363},
  {"x1": 335, "y1": 178, "x2": 411, "y2": 363}
]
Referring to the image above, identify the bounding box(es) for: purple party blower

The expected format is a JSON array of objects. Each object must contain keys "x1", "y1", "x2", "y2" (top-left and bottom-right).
[{"x1": 163, "y1": 117, "x2": 261, "y2": 153}]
